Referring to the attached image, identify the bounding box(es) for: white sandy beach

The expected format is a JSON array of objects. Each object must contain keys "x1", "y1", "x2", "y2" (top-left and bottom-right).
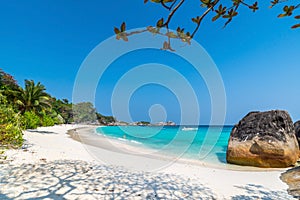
[{"x1": 0, "y1": 125, "x2": 295, "y2": 199}]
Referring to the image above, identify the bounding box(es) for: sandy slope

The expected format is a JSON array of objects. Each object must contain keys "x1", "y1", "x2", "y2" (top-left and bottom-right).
[{"x1": 0, "y1": 125, "x2": 295, "y2": 199}]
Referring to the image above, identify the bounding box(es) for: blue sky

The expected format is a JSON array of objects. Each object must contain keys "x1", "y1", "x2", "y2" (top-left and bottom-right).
[{"x1": 0, "y1": 1, "x2": 299, "y2": 124}]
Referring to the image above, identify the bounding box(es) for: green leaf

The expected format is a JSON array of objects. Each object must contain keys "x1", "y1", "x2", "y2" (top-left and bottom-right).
[
  {"x1": 200, "y1": 0, "x2": 210, "y2": 4},
  {"x1": 114, "y1": 27, "x2": 120, "y2": 34},
  {"x1": 212, "y1": 14, "x2": 221, "y2": 22},
  {"x1": 291, "y1": 23, "x2": 300, "y2": 29},
  {"x1": 216, "y1": 4, "x2": 226, "y2": 15},
  {"x1": 278, "y1": 13, "x2": 287, "y2": 18},
  {"x1": 232, "y1": 11, "x2": 238, "y2": 17},
  {"x1": 176, "y1": 27, "x2": 185, "y2": 38},
  {"x1": 120, "y1": 22, "x2": 126, "y2": 32},
  {"x1": 270, "y1": 0, "x2": 279, "y2": 8},
  {"x1": 192, "y1": 17, "x2": 198, "y2": 23},
  {"x1": 156, "y1": 18, "x2": 164, "y2": 27},
  {"x1": 249, "y1": 2, "x2": 258, "y2": 12}
]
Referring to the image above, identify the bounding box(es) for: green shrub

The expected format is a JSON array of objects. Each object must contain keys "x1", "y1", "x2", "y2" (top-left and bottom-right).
[
  {"x1": 41, "y1": 114, "x2": 55, "y2": 127},
  {"x1": 0, "y1": 104, "x2": 23, "y2": 148},
  {"x1": 0, "y1": 123, "x2": 23, "y2": 148},
  {"x1": 22, "y1": 111, "x2": 40, "y2": 129}
]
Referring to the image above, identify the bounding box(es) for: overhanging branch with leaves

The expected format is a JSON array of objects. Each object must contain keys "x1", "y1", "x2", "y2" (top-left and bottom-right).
[{"x1": 114, "y1": 0, "x2": 299, "y2": 50}]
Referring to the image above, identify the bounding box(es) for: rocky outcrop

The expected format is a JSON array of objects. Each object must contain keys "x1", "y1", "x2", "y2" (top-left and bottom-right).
[
  {"x1": 155, "y1": 121, "x2": 176, "y2": 126},
  {"x1": 226, "y1": 110, "x2": 299, "y2": 168},
  {"x1": 294, "y1": 121, "x2": 300, "y2": 147},
  {"x1": 281, "y1": 166, "x2": 300, "y2": 199}
]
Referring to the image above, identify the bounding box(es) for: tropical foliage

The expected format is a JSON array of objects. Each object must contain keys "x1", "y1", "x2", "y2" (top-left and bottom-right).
[
  {"x1": 0, "y1": 94, "x2": 23, "y2": 148},
  {"x1": 51, "y1": 98, "x2": 73, "y2": 124},
  {"x1": 16, "y1": 80, "x2": 51, "y2": 114},
  {"x1": 22, "y1": 111, "x2": 40, "y2": 129},
  {"x1": 0, "y1": 69, "x2": 20, "y2": 105},
  {"x1": 0, "y1": 68, "x2": 113, "y2": 148}
]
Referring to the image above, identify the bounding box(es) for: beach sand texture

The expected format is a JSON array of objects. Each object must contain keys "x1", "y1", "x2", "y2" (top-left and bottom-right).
[{"x1": 0, "y1": 125, "x2": 295, "y2": 199}]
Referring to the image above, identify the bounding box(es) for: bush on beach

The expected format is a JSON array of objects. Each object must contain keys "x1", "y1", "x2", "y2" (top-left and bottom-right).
[
  {"x1": 22, "y1": 111, "x2": 41, "y2": 130},
  {"x1": 0, "y1": 96, "x2": 23, "y2": 148}
]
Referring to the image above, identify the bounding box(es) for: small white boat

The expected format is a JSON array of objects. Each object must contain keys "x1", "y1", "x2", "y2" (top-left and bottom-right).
[{"x1": 181, "y1": 127, "x2": 198, "y2": 131}]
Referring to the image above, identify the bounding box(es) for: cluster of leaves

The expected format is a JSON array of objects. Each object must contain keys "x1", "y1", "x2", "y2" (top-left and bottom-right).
[
  {"x1": 0, "y1": 69, "x2": 114, "y2": 148},
  {"x1": 21, "y1": 111, "x2": 41, "y2": 129},
  {"x1": 114, "y1": 0, "x2": 299, "y2": 51},
  {"x1": 51, "y1": 98, "x2": 74, "y2": 124},
  {"x1": 0, "y1": 94, "x2": 23, "y2": 148},
  {"x1": 16, "y1": 80, "x2": 52, "y2": 114},
  {"x1": 274, "y1": 1, "x2": 300, "y2": 29},
  {"x1": 20, "y1": 111, "x2": 59, "y2": 129}
]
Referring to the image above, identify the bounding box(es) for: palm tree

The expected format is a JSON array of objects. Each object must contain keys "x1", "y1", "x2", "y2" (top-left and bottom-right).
[{"x1": 16, "y1": 80, "x2": 51, "y2": 114}]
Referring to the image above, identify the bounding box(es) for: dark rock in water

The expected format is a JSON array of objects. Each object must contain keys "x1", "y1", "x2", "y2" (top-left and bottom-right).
[
  {"x1": 281, "y1": 166, "x2": 300, "y2": 199},
  {"x1": 227, "y1": 110, "x2": 299, "y2": 168},
  {"x1": 294, "y1": 121, "x2": 300, "y2": 147}
]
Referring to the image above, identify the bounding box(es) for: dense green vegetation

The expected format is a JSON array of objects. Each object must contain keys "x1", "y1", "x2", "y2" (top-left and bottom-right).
[
  {"x1": 0, "y1": 69, "x2": 115, "y2": 148},
  {"x1": 0, "y1": 94, "x2": 23, "y2": 148},
  {"x1": 96, "y1": 113, "x2": 116, "y2": 125}
]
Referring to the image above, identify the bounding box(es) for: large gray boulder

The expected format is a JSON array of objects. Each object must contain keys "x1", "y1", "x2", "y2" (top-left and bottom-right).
[
  {"x1": 227, "y1": 110, "x2": 299, "y2": 168},
  {"x1": 294, "y1": 121, "x2": 300, "y2": 147}
]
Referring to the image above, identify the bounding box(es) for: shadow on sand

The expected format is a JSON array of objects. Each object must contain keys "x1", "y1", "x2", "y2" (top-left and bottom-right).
[
  {"x1": 0, "y1": 160, "x2": 216, "y2": 199},
  {"x1": 232, "y1": 184, "x2": 294, "y2": 200},
  {"x1": 26, "y1": 129, "x2": 58, "y2": 134}
]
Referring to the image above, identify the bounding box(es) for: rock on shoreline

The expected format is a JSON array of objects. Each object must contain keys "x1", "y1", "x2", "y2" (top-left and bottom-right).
[
  {"x1": 294, "y1": 120, "x2": 300, "y2": 147},
  {"x1": 227, "y1": 110, "x2": 299, "y2": 168}
]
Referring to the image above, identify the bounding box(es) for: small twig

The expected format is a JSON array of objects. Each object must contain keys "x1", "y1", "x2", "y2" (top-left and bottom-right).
[
  {"x1": 161, "y1": 0, "x2": 178, "y2": 11},
  {"x1": 191, "y1": 0, "x2": 219, "y2": 38},
  {"x1": 169, "y1": 0, "x2": 178, "y2": 10},
  {"x1": 165, "y1": 25, "x2": 175, "y2": 51},
  {"x1": 163, "y1": 0, "x2": 185, "y2": 26},
  {"x1": 125, "y1": 29, "x2": 148, "y2": 37},
  {"x1": 223, "y1": 3, "x2": 240, "y2": 28},
  {"x1": 240, "y1": 0, "x2": 251, "y2": 7},
  {"x1": 161, "y1": 1, "x2": 171, "y2": 10}
]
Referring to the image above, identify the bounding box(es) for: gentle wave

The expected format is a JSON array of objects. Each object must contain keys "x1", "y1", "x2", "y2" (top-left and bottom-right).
[
  {"x1": 97, "y1": 131, "x2": 143, "y2": 145},
  {"x1": 96, "y1": 125, "x2": 232, "y2": 166},
  {"x1": 181, "y1": 127, "x2": 198, "y2": 131},
  {"x1": 116, "y1": 137, "x2": 142, "y2": 145}
]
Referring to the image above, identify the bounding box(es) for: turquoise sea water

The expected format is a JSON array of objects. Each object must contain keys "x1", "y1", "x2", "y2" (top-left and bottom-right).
[{"x1": 96, "y1": 126, "x2": 232, "y2": 165}]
